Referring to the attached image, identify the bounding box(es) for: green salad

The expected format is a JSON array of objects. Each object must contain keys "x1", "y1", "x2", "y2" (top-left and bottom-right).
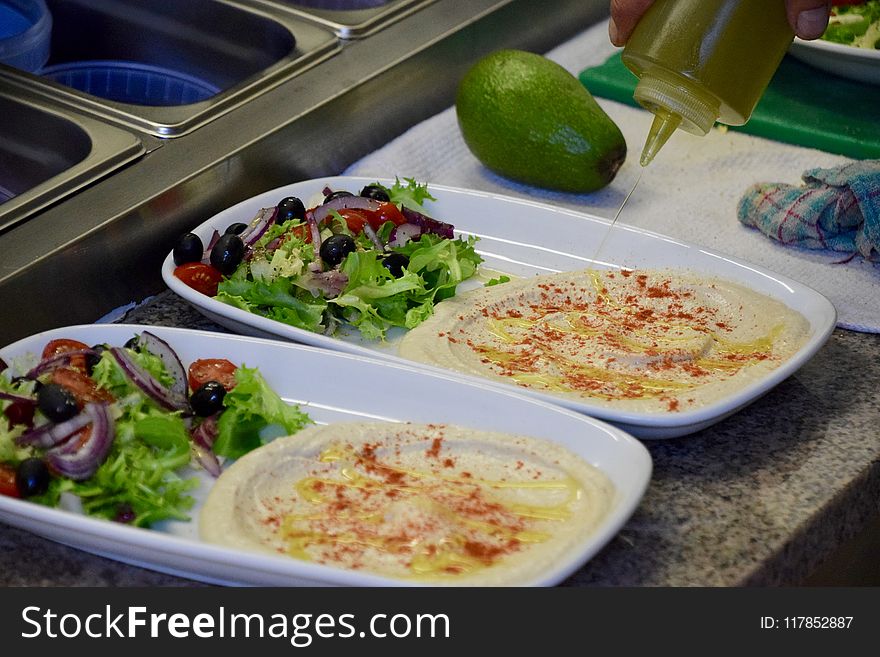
[
  {"x1": 823, "y1": 1, "x2": 880, "y2": 49},
  {"x1": 0, "y1": 332, "x2": 311, "y2": 527},
  {"x1": 171, "y1": 178, "x2": 483, "y2": 341}
]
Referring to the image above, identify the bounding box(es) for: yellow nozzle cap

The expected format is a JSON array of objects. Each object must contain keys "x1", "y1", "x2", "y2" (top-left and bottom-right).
[{"x1": 640, "y1": 110, "x2": 681, "y2": 167}]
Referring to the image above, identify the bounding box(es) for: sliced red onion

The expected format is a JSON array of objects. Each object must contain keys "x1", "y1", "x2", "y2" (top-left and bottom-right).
[
  {"x1": 191, "y1": 413, "x2": 218, "y2": 449},
  {"x1": 311, "y1": 195, "x2": 381, "y2": 226},
  {"x1": 191, "y1": 413, "x2": 221, "y2": 477},
  {"x1": 388, "y1": 222, "x2": 423, "y2": 248},
  {"x1": 109, "y1": 347, "x2": 190, "y2": 412},
  {"x1": 0, "y1": 390, "x2": 35, "y2": 405},
  {"x1": 201, "y1": 229, "x2": 222, "y2": 264},
  {"x1": 306, "y1": 209, "x2": 324, "y2": 270},
  {"x1": 16, "y1": 409, "x2": 93, "y2": 448},
  {"x1": 297, "y1": 269, "x2": 349, "y2": 298},
  {"x1": 240, "y1": 207, "x2": 276, "y2": 247},
  {"x1": 136, "y1": 331, "x2": 187, "y2": 400},
  {"x1": 24, "y1": 348, "x2": 100, "y2": 380},
  {"x1": 362, "y1": 222, "x2": 385, "y2": 251},
  {"x1": 46, "y1": 403, "x2": 114, "y2": 481},
  {"x1": 401, "y1": 207, "x2": 455, "y2": 239}
]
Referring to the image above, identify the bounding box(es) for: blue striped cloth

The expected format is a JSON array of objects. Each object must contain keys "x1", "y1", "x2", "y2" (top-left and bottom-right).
[{"x1": 737, "y1": 160, "x2": 880, "y2": 259}]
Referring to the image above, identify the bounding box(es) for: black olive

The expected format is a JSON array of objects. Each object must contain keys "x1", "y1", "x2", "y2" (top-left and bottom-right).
[
  {"x1": 360, "y1": 184, "x2": 390, "y2": 202},
  {"x1": 15, "y1": 458, "x2": 49, "y2": 497},
  {"x1": 37, "y1": 383, "x2": 78, "y2": 423},
  {"x1": 123, "y1": 336, "x2": 139, "y2": 351},
  {"x1": 319, "y1": 234, "x2": 356, "y2": 267},
  {"x1": 114, "y1": 503, "x2": 136, "y2": 524},
  {"x1": 173, "y1": 232, "x2": 204, "y2": 266},
  {"x1": 323, "y1": 190, "x2": 354, "y2": 205},
  {"x1": 85, "y1": 344, "x2": 106, "y2": 375},
  {"x1": 190, "y1": 380, "x2": 227, "y2": 417},
  {"x1": 224, "y1": 222, "x2": 248, "y2": 235},
  {"x1": 209, "y1": 233, "x2": 246, "y2": 275},
  {"x1": 382, "y1": 252, "x2": 409, "y2": 277},
  {"x1": 276, "y1": 196, "x2": 306, "y2": 222}
]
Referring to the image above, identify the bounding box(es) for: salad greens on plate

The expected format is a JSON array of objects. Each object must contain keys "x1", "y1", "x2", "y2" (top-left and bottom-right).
[
  {"x1": 0, "y1": 332, "x2": 311, "y2": 526},
  {"x1": 823, "y1": 1, "x2": 880, "y2": 49},
  {"x1": 171, "y1": 178, "x2": 483, "y2": 341}
]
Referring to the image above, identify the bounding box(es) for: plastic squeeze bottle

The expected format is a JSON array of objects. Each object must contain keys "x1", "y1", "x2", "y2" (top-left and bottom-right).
[{"x1": 621, "y1": 0, "x2": 795, "y2": 166}]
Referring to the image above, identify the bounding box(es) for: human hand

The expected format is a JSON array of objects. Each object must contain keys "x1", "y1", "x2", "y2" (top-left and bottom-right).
[{"x1": 609, "y1": 0, "x2": 833, "y2": 47}]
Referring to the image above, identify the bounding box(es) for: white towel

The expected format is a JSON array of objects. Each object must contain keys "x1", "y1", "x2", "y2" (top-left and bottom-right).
[{"x1": 345, "y1": 21, "x2": 878, "y2": 332}]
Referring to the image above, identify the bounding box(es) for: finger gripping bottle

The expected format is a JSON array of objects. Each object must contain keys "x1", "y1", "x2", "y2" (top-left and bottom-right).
[{"x1": 622, "y1": 0, "x2": 795, "y2": 166}]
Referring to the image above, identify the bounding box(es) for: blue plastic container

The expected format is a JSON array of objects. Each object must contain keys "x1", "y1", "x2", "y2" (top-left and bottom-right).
[
  {"x1": 0, "y1": 0, "x2": 51, "y2": 72},
  {"x1": 40, "y1": 60, "x2": 220, "y2": 106}
]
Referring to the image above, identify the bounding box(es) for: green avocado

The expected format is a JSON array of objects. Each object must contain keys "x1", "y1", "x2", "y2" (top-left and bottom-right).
[{"x1": 455, "y1": 49, "x2": 627, "y2": 193}]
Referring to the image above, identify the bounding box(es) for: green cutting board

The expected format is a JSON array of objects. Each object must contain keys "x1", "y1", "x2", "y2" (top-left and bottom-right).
[{"x1": 579, "y1": 53, "x2": 880, "y2": 159}]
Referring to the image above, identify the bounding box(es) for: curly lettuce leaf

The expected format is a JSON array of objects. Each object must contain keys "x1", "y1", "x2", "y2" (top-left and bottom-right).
[{"x1": 213, "y1": 366, "x2": 312, "y2": 459}]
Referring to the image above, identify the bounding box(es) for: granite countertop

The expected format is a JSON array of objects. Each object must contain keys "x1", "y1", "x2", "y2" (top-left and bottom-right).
[{"x1": 1, "y1": 290, "x2": 878, "y2": 586}]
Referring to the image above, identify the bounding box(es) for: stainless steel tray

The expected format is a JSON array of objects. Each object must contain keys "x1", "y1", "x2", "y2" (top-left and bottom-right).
[
  {"x1": 240, "y1": 0, "x2": 437, "y2": 38},
  {"x1": 0, "y1": 88, "x2": 145, "y2": 233},
  {"x1": 0, "y1": 0, "x2": 340, "y2": 137}
]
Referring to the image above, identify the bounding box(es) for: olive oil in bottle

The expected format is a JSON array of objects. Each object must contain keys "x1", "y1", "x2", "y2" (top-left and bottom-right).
[{"x1": 621, "y1": 0, "x2": 795, "y2": 166}]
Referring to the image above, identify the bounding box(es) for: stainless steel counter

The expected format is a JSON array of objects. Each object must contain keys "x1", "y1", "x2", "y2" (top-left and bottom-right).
[{"x1": 0, "y1": 0, "x2": 609, "y2": 346}]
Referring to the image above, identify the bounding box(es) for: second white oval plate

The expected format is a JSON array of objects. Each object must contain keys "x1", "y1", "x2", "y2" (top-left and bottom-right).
[{"x1": 162, "y1": 176, "x2": 837, "y2": 438}]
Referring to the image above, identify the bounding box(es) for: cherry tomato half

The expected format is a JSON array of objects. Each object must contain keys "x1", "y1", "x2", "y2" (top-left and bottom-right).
[
  {"x1": 174, "y1": 262, "x2": 224, "y2": 297},
  {"x1": 336, "y1": 203, "x2": 408, "y2": 235},
  {"x1": 49, "y1": 368, "x2": 115, "y2": 407},
  {"x1": 336, "y1": 208, "x2": 368, "y2": 234},
  {"x1": 370, "y1": 202, "x2": 408, "y2": 229},
  {"x1": 0, "y1": 464, "x2": 20, "y2": 498},
  {"x1": 42, "y1": 338, "x2": 90, "y2": 374},
  {"x1": 188, "y1": 358, "x2": 238, "y2": 392}
]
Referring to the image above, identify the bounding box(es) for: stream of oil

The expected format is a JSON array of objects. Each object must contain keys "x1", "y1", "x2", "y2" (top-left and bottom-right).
[{"x1": 588, "y1": 169, "x2": 643, "y2": 269}]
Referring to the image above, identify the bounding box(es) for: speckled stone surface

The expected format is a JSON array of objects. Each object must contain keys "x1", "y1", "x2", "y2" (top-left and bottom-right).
[{"x1": 1, "y1": 289, "x2": 878, "y2": 587}]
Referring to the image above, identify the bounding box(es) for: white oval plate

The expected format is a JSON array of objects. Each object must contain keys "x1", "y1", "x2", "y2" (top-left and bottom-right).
[
  {"x1": 0, "y1": 324, "x2": 650, "y2": 587},
  {"x1": 789, "y1": 36, "x2": 880, "y2": 85},
  {"x1": 162, "y1": 176, "x2": 837, "y2": 439}
]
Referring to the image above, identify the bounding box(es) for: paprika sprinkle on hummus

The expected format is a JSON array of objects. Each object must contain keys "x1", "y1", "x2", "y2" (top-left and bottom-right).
[
  {"x1": 200, "y1": 422, "x2": 615, "y2": 585},
  {"x1": 398, "y1": 268, "x2": 811, "y2": 413}
]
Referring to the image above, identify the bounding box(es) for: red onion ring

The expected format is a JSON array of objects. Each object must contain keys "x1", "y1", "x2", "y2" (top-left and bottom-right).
[
  {"x1": 311, "y1": 195, "x2": 382, "y2": 226},
  {"x1": 109, "y1": 347, "x2": 190, "y2": 413},
  {"x1": 388, "y1": 222, "x2": 423, "y2": 248},
  {"x1": 16, "y1": 409, "x2": 93, "y2": 448},
  {"x1": 191, "y1": 413, "x2": 221, "y2": 477},
  {"x1": 24, "y1": 348, "x2": 100, "y2": 380},
  {"x1": 241, "y1": 207, "x2": 277, "y2": 247},
  {"x1": 306, "y1": 209, "x2": 324, "y2": 270},
  {"x1": 137, "y1": 331, "x2": 187, "y2": 400},
  {"x1": 46, "y1": 403, "x2": 114, "y2": 481},
  {"x1": 0, "y1": 390, "x2": 35, "y2": 405}
]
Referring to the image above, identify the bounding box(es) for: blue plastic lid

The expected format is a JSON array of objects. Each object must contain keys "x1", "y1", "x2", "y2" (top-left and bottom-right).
[
  {"x1": 40, "y1": 60, "x2": 220, "y2": 107},
  {"x1": 0, "y1": 0, "x2": 51, "y2": 73}
]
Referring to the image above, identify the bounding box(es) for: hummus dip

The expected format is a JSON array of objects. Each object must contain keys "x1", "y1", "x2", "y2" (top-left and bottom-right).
[
  {"x1": 398, "y1": 269, "x2": 811, "y2": 413},
  {"x1": 200, "y1": 422, "x2": 615, "y2": 585}
]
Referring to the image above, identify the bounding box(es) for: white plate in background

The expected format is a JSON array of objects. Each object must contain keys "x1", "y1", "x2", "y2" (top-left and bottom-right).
[
  {"x1": 0, "y1": 324, "x2": 651, "y2": 587},
  {"x1": 163, "y1": 176, "x2": 837, "y2": 438},
  {"x1": 789, "y1": 37, "x2": 880, "y2": 85}
]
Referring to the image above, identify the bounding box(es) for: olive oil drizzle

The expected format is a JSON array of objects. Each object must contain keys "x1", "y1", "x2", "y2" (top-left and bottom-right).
[
  {"x1": 470, "y1": 271, "x2": 783, "y2": 400},
  {"x1": 278, "y1": 444, "x2": 582, "y2": 580}
]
